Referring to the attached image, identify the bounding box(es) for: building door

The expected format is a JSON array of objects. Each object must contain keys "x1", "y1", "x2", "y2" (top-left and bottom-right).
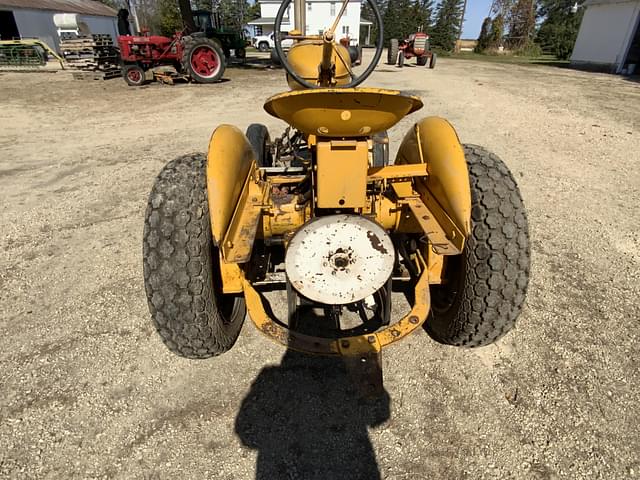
[{"x1": 0, "y1": 10, "x2": 19, "y2": 40}]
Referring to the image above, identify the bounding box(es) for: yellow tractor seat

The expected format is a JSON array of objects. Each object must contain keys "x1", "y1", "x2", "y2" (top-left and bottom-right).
[{"x1": 264, "y1": 88, "x2": 423, "y2": 137}]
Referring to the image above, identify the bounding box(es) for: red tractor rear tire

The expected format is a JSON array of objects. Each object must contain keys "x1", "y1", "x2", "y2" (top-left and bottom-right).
[{"x1": 182, "y1": 36, "x2": 226, "y2": 83}]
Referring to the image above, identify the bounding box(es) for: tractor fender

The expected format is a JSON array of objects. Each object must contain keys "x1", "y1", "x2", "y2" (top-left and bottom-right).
[
  {"x1": 206, "y1": 124, "x2": 255, "y2": 244},
  {"x1": 395, "y1": 117, "x2": 471, "y2": 236}
]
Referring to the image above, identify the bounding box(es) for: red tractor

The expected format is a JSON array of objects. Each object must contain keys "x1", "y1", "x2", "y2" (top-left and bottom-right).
[
  {"x1": 117, "y1": 31, "x2": 225, "y2": 86},
  {"x1": 387, "y1": 32, "x2": 436, "y2": 69}
]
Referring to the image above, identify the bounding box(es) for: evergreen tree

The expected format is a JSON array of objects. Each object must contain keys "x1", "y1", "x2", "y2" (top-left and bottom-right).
[
  {"x1": 431, "y1": 0, "x2": 464, "y2": 51},
  {"x1": 475, "y1": 16, "x2": 492, "y2": 52},
  {"x1": 382, "y1": 0, "x2": 412, "y2": 44},
  {"x1": 216, "y1": 0, "x2": 251, "y2": 31},
  {"x1": 488, "y1": 13, "x2": 504, "y2": 48},
  {"x1": 194, "y1": 0, "x2": 212, "y2": 10},
  {"x1": 157, "y1": 0, "x2": 182, "y2": 35},
  {"x1": 536, "y1": 0, "x2": 583, "y2": 59},
  {"x1": 247, "y1": 1, "x2": 261, "y2": 21},
  {"x1": 409, "y1": 0, "x2": 435, "y2": 33},
  {"x1": 360, "y1": 0, "x2": 378, "y2": 45},
  {"x1": 366, "y1": 0, "x2": 435, "y2": 45}
]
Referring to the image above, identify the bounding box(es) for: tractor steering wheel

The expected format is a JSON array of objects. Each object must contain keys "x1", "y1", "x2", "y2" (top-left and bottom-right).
[{"x1": 273, "y1": 0, "x2": 384, "y2": 89}]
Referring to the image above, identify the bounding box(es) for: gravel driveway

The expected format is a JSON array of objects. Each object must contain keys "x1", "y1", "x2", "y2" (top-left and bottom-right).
[{"x1": 0, "y1": 56, "x2": 638, "y2": 479}]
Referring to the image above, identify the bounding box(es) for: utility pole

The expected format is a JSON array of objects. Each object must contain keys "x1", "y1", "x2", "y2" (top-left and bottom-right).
[
  {"x1": 458, "y1": 0, "x2": 468, "y2": 44},
  {"x1": 125, "y1": 0, "x2": 140, "y2": 33}
]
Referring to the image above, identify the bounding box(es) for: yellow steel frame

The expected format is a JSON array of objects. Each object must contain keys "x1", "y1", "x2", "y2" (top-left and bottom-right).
[
  {"x1": 221, "y1": 173, "x2": 266, "y2": 263},
  {"x1": 316, "y1": 139, "x2": 369, "y2": 208},
  {"x1": 205, "y1": 110, "x2": 472, "y2": 352},
  {"x1": 242, "y1": 266, "x2": 430, "y2": 356},
  {"x1": 367, "y1": 163, "x2": 465, "y2": 255}
]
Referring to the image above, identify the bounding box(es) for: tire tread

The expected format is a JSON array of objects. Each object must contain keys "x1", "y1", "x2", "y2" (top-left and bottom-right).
[
  {"x1": 428, "y1": 144, "x2": 530, "y2": 347},
  {"x1": 143, "y1": 153, "x2": 245, "y2": 359}
]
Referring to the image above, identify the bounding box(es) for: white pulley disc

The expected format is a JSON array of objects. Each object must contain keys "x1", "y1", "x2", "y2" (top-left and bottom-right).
[{"x1": 285, "y1": 215, "x2": 395, "y2": 305}]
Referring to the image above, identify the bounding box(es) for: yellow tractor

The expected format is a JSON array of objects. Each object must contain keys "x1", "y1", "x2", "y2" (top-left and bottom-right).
[{"x1": 143, "y1": 0, "x2": 529, "y2": 392}]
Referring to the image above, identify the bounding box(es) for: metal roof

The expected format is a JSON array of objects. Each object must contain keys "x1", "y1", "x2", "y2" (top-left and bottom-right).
[
  {"x1": 248, "y1": 17, "x2": 289, "y2": 25},
  {"x1": 0, "y1": 0, "x2": 117, "y2": 16}
]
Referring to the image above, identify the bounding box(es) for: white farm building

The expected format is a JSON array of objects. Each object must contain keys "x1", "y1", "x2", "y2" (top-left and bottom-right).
[
  {"x1": 0, "y1": 0, "x2": 118, "y2": 52},
  {"x1": 248, "y1": 0, "x2": 372, "y2": 46},
  {"x1": 571, "y1": 0, "x2": 640, "y2": 73}
]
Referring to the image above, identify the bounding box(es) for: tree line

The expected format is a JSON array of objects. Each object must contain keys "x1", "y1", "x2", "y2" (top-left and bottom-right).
[
  {"x1": 475, "y1": 0, "x2": 584, "y2": 58},
  {"x1": 362, "y1": 0, "x2": 465, "y2": 52},
  {"x1": 364, "y1": 0, "x2": 582, "y2": 58},
  {"x1": 97, "y1": 0, "x2": 584, "y2": 58},
  {"x1": 96, "y1": 0, "x2": 258, "y2": 36}
]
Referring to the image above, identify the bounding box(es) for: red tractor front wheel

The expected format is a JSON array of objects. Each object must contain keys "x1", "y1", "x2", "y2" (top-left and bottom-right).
[
  {"x1": 123, "y1": 64, "x2": 145, "y2": 86},
  {"x1": 182, "y1": 36, "x2": 226, "y2": 83}
]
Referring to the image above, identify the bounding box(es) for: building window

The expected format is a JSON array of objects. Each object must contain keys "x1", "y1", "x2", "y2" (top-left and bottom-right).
[
  {"x1": 342, "y1": 25, "x2": 349, "y2": 35},
  {"x1": 255, "y1": 26, "x2": 262, "y2": 36},
  {"x1": 330, "y1": 2, "x2": 336, "y2": 15}
]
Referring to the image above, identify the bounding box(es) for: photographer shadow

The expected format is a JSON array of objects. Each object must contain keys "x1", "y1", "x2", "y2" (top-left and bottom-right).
[{"x1": 235, "y1": 309, "x2": 391, "y2": 480}]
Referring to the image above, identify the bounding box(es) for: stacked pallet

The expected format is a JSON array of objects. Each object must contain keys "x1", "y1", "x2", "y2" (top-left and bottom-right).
[{"x1": 60, "y1": 34, "x2": 121, "y2": 80}]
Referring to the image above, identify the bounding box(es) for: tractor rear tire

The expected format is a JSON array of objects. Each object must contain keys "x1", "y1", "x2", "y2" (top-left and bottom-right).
[
  {"x1": 416, "y1": 55, "x2": 428, "y2": 66},
  {"x1": 426, "y1": 145, "x2": 530, "y2": 347},
  {"x1": 388, "y1": 39, "x2": 399, "y2": 65},
  {"x1": 182, "y1": 36, "x2": 225, "y2": 83},
  {"x1": 143, "y1": 153, "x2": 246, "y2": 359},
  {"x1": 123, "y1": 64, "x2": 145, "y2": 86},
  {"x1": 246, "y1": 124, "x2": 273, "y2": 167},
  {"x1": 429, "y1": 52, "x2": 437, "y2": 69}
]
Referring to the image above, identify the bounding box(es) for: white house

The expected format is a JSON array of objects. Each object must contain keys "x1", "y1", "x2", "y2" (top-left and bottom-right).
[
  {"x1": 248, "y1": 0, "x2": 372, "y2": 46},
  {"x1": 0, "y1": 0, "x2": 118, "y2": 52},
  {"x1": 570, "y1": 0, "x2": 640, "y2": 73}
]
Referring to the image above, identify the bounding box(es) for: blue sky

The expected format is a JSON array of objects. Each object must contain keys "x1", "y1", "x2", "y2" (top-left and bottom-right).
[{"x1": 461, "y1": 0, "x2": 492, "y2": 39}]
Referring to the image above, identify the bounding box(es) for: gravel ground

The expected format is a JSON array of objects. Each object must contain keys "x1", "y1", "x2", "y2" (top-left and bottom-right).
[{"x1": 0, "y1": 55, "x2": 639, "y2": 479}]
